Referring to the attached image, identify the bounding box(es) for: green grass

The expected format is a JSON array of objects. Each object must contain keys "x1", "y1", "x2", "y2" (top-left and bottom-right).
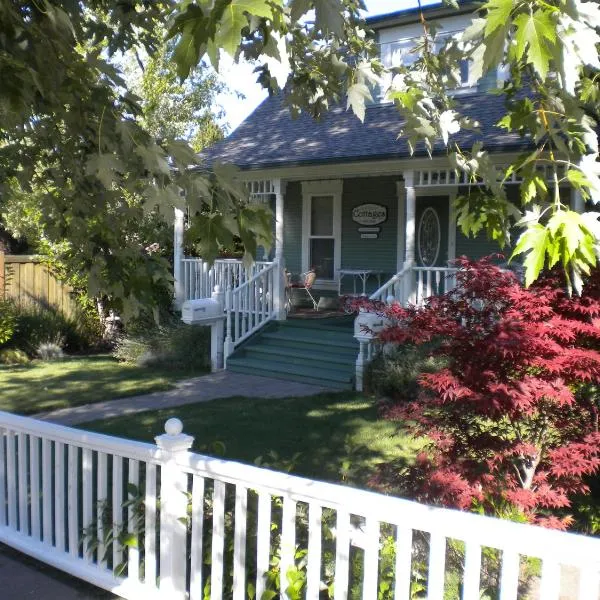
[
  {"x1": 0, "y1": 355, "x2": 205, "y2": 415},
  {"x1": 82, "y1": 393, "x2": 422, "y2": 485}
]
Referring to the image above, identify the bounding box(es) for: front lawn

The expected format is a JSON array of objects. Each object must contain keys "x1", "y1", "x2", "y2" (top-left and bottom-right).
[
  {"x1": 0, "y1": 355, "x2": 204, "y2": 415},
  {"x1": 82, "y1": 393, "x2": 421, "y2": 485}
]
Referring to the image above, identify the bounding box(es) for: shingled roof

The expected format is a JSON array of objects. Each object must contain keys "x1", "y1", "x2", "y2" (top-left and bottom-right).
[{"x1": 202, "y1": 91, "x2": 530, "y2": 171}]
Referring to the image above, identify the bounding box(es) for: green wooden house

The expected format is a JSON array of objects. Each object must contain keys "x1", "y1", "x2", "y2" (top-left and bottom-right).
[{"x1": 175, "y1": 1, "x2": 584, "y2": 390}]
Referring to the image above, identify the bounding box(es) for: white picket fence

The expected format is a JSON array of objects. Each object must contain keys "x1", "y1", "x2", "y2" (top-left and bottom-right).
[{"x1": 0, "y1": 411, "x2": 599, "y2": 600}]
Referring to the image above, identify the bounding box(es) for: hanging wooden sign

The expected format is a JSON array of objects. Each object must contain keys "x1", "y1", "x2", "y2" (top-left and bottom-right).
[{"x1": 352, "y1": 204, "x2": 387, "y2": 226}]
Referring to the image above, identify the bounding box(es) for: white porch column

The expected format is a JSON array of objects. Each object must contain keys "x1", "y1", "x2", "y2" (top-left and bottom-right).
[
  {"x1": 173, "y1": 208, "x2": 185, "y2": 310},
  {"x1": 403, "y1": 171, "x2": 416, "y2": 268},
  {"x1": 396, "y1": 180, "x2": 406, "y2": 272},
  {"x1": 273, "y1": 179, "x2": 287, "y2": 320},
  {"x1": 274, "y1": 179, "x2": 285, "y2": 261},
  {"x1": 402, "y1": 171, "x2": 417, "y2": 304}
]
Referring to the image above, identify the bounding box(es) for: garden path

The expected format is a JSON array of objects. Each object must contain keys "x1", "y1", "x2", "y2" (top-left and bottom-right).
[{"x1": 34, "y1": 371, "x2": 329, "y2": 426}]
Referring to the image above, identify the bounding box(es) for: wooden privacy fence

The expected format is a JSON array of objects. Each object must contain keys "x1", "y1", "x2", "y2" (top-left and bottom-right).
[
  {"x1": 0, "y1": 410, "x2": 599, "y2": 600},
  {"x1": 0, "y1": 253, "x2": 76, "y2": 316}
]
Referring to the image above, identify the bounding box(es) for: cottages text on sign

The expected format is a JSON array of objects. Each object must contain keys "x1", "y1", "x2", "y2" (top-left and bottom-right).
[{"x1": 352, "y1": 203, "x2": 387, "y2": 226}]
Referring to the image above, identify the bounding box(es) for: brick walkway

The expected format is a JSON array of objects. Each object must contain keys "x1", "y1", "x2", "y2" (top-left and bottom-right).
[{"x1": 34, "y1": 371, "x2": 329, "y2": 426}]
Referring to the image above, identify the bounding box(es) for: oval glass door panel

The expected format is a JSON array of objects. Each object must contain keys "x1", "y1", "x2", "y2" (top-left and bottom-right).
[{"x1": 417, "y1": 207, "x2": 441, "y2": 267}]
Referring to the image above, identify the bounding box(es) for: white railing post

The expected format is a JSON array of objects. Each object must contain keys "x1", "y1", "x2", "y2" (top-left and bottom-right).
[
  {"x1": 211, "y1": 285, "x2": 226, "y2": 370},
  {"x1": 173, "y1": 208, "x2": 185, "y2": 309},
  {"x1": 273, "y1": 258, "x2": 287, "y2": 321},
  {"x1": 224, "y1": 285, "x2": 235, "y2": 363},
  {"x1": 155, "y1": 418, "x2": 194, "y2": 599},
  {"x1": 355, "y1": 340, "x2": 366, "y2": 392}
]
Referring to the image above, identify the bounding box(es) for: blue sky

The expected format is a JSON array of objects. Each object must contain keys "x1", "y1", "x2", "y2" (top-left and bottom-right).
[{"x1": 218, "y1": 0, "x2": 440, "y2": 131}]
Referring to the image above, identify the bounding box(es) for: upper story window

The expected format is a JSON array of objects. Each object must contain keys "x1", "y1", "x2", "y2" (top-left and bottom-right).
[
  {"x1": 379, "y1": 30, "x2": 473, "y2": 87},
  {"x1": 374, "y1": 28, "x2": 499, "y2": 103}
]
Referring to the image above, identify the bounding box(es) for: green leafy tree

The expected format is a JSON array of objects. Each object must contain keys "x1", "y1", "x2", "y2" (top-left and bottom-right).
[
  {"x1": 167, "y1": 0, "x2": 600, "y2": 290},
  {"x1": 0, "y1": 0, "x2": 270, "y2": 318},
  {"x1": 124, "y1": 37, "x2": 226, "y2": 152}
]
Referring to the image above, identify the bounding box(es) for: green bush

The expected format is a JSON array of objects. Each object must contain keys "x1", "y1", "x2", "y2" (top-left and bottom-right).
[
  {"x1": 8, "y1": 304, "x2": 100, "y2": 356},
  {"x1": 366, "y1": 342, "x2": 446, "y2": 401},
  {"x1": 0, "y1": 348, "x2": 29, "y2": 365},
  {"x1": 114, "y1": 320, "x2": 210, "y2": 373},
  {"x1": 0, "y1": 300, "x2": 17, "y2": 345}
]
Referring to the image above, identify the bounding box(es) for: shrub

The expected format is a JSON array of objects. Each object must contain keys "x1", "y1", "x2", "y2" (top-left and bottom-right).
[
  {"x1": 9, "y1": 304, "x2": 99, "y2": 356},
  {"x1": 114, "y1": 321, "x2": 210, "y2": 372},
  {"x1": 366, "y1": 342, "x2": 446, "y2": 400},
  {"x1": 366, "y1": 257, "x2": 600, "y2": 530},
  {"x1": 37, "y1": 342, "x2": 64, "y2": 361},
  {"x1": 0, "y1": 348, "x2": 29, "y2": 365},
  {"x1": 0, "y1": 300, "x2": 17, "y2": 346}
]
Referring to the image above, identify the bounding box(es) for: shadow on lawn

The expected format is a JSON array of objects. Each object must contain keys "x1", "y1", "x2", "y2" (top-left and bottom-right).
[
  {"x1": 0, "y1": 356, "x2": 178, "y2": 415},
  {"x1": 82, "y1": 393, "x2": 419, "y2": 487}
]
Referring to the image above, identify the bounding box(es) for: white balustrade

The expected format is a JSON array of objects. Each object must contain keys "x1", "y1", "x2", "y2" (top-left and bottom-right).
[
  {"x1": 0, "y1": 411, "x2": 599, "y2": 599},
  {"x1": 370, "y1": 266, "x2": 458, "y2": 307},
  {"x1": 181, "y1": 258, "x2": 274, "y2": 302},
  {"x1": 224, "y1": 262, "x2": 277, "y2": 360}
]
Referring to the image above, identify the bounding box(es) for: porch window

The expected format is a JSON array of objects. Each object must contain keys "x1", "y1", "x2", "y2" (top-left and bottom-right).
[{"x1": 309, "y1": 195, "x2": 335, "y2": 280}]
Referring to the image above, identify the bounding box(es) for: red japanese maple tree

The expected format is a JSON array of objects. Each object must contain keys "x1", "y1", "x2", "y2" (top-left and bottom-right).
[{"x1": 368, "y1": 257, "x2": 600, "y2": 529}]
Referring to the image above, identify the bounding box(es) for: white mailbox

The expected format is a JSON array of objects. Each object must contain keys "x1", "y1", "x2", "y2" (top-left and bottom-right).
[
  {"x1": 181, "y1": 298, "x2": 223, "y2": 325},
  {"x1": 354, "y1": 309, "x2": 388, "y2": 341}
]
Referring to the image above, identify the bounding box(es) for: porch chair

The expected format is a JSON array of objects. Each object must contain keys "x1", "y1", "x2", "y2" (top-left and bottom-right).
[{"x1": 286, "y1": 269, "x2": 318, "y2": 311}]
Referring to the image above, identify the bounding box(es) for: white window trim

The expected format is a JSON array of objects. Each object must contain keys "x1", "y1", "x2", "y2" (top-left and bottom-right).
[{"x1": 301, "y1": 180, "x2": 343, "y2": 290}]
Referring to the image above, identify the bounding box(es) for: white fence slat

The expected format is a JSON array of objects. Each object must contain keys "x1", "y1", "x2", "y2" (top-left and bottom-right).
[
  {"x1": 256, "y1": 492, "x2": 272, "y2": 600},
  {"x1": 112, "y1": 455, "x2": 123, "y2": 570},
  {"x1": 127, "y1": 460, "x2": 140, "y2": 581},
  {"x1": 210, "y1": 480, "x2": 226, "y2": 600},
  {"x1": 394, "y1": 527, "x2": 413, "y2": 600},
  {"x1": 427, "y1": 532, "x2": 446, "y2": 600},
  {"x1": 578, "y1": 566, "x2": 600, "y2": 600},
  {"x1": 280, "y1": 497, "x2": 297, "y2": 600},
  {"x1": 81, "y1": 448, "x2": 92, "y2": 561},
  {"x1": 462, "y1": 543, "x2": 481, "y2": 600},
  {"x1": 143, "y1": 463, "x2": 157, "y2": 588},
  {"x1": 97, "y1": 451, "x2": 108, "y2": 566},
  {"x1": 0, "y1": 428, "x2": 5, "y2": 528},
  {"x1": 189, "y1": 475, "x2": 205, "y2": 600},
  {"x1": 306, "y1": 503, "x2": 322, "y2": 600},
  {"x1": 334, "y1": 510, "x2": 350, "y2": 600},
  {"x1": 67, "y1": 444, "x2": 79, "y2": 557},
  {"x1": 54, "y1": 441, "x2": 65, "y2": 552},
  {"x1": 539, "y1": 558, "x2": 560, "y2": 600},
  {"x1": 29, "y1": 435, "x2": 40, "y2": 540},
  {"x1": 41, "y1": 438, "x2": 52, "y2": 544},
  {"x1": 232, "y1": 486, "x2": 248, "y2": 600},
  {"x1": 362, "y1": 518, "x2": 380, "y2": 600},
  {"x1": 17, "y1": 432, "x2": 28, "y2": 535},
  {"x1": 499, "y1": 550, "x2": 520, "y2": 600}
]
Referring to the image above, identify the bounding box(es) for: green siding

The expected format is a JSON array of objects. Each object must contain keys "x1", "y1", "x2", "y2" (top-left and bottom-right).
[
  {"x1": 283, "y1": 181, "x2": 303, "y2": 274},
  {"x1": 454, "y1": 185, "x2": 517, "y2": 261},
  {"x1": 455, "y1": 230, "x2": 504, "y2": 260},
  {"x1": 340, "y1": 176, "x2": 399, "y2": 293}
]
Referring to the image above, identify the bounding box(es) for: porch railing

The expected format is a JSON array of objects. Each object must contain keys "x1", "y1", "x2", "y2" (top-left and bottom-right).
[
  {"x1": 369, "y1": 265, "x2": 458, "y2": 306},
  {"x1": 223, "y1": 261, "x2": 279, "y2": 361},
  {"x1": 0, "y1": 410, "x2": 599, "y2": 600},
  {"x1": 181, "y1": 258, "x2": 274, "y2": 302}
]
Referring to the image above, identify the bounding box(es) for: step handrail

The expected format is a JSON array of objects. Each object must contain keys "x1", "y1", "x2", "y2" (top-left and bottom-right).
[
  {"x1": 224, "y1": 261, "x2": 281, "y2": 360},
  {"x1": 369, "y1": 266, "x2": 411, "y2": 302}
]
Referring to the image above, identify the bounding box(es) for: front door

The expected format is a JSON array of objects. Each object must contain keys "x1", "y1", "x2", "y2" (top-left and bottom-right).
[{"x1": 415, "y1": 196, "x2": 449, "y2": 267}]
